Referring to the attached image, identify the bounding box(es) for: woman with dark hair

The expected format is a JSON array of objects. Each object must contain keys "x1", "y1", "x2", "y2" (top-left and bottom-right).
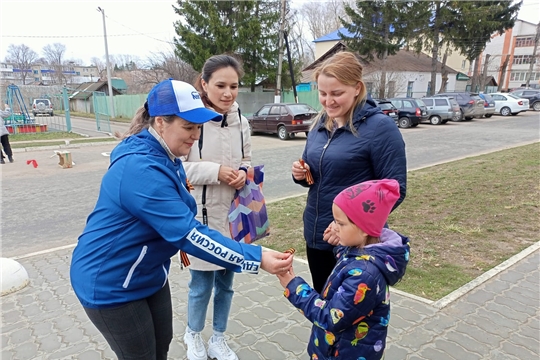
[
  {"x1": 291, "y1": 51, "x2": 407, "y2": 294},
  {"x1": 181, "y1": 54, "x2": 249, "y2": 360},
  {"x1": 70, "y1": 79, "x2": 293, "y2": 360}
]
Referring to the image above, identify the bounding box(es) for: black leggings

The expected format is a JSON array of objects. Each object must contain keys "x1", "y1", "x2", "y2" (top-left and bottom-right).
[
  {"x1": 1, "y1": 135, "x2": 12, "y2": 159},
  {"x1": 84, "y1": 282, "x2": 173, "y2": 360},
  {"x1": 306, "y1": 247, "x2": 337, "y2": 293}
]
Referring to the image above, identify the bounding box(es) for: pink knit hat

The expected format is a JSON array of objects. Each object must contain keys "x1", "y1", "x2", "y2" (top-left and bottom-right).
[{"x1": 333, "y1": 179, "x2": 400, "y2": 237}]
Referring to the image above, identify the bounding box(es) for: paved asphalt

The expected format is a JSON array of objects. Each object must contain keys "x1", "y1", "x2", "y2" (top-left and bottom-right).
[{"x1": 1, "y1": 113, "x2": 539, "y2": 359}]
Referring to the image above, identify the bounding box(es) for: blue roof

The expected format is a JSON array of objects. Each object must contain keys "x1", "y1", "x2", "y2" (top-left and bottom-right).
[{"x1": 313, "y1": 27, "x2": 355, "y2": 43}]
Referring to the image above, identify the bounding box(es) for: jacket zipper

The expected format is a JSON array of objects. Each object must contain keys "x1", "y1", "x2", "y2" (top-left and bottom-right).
[
  {"x1": 123, "y1": 245, "x2": 148, "y2": 288},
  {"x1": 312, "y1": 131, "x2": 335, "y2": 245}
]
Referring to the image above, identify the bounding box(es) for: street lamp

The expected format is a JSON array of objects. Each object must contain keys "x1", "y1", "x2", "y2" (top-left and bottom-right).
[{"x1": 97, "y1": 6, "x2": 115, "y2": 118}]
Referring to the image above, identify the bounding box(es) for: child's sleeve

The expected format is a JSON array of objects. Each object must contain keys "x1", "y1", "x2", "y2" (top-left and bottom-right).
[{"x1": 283, "y1": 272, "x2": 379, "y2": 334}]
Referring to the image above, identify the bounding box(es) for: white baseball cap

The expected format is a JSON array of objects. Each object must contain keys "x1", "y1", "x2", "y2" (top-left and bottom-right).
[{"x1": 146, "y1": 79, "x2": 222, "y2": 124}]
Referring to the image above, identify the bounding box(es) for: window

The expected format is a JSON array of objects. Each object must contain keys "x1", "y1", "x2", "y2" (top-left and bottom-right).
[
  {"x1": 435, "y1": 99, "x2": 448, "y2": 106},
  {"x1": 403, "y1": 100, "x2": 414, "y2": 108},
  {"x1": 280, "y1": 106, "x2": 288, "y2": 115},
  {"x1": 257, "y1": 107, "x2": 270, "y2": 116},
  {"x1": 515, "y1": 37, "x2": 534, "y2": 47},
  {"x1": 510, "y1": 71, "x2": 540, "y2": 81},
  {"x1": 513, "y1": 55, "x2": 536, "y2": 65},
  {"x1": 269, "y1": 106, "x2": 281, "y2": 115},
  {"x1": 388, "y1": 81, "x2": 395, "y2": 98},
  {"x1": 407, "y1": 81, "x2": 414, "y2": 97},
  {"x1": 423, "y1": 99, "x2": 433, "y2": 106},
  {"x1": 461, "y1": 60, "x2": 466, "y2": 69}
]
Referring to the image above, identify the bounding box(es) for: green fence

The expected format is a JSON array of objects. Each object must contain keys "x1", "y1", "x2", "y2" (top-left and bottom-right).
[
  {"x1": 113, "y1": 94, "x2": 147, "y2": 119},
  {"x1": 282, "y1": 90, "x2": 322, "y2": 111}
]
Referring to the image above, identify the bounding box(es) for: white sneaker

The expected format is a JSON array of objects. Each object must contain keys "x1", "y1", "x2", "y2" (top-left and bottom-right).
[
  {"x1": 207, "y1": 336, "x2": 239, "y2": 360},
  {"x1": 183, "y1": 331, "x2": 207, "y2": 360}
]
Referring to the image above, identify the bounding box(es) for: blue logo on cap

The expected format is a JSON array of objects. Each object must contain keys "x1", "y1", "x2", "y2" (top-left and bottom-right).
[{"x1": 191, "y1": 91, "x2": 200, "y2": 100}]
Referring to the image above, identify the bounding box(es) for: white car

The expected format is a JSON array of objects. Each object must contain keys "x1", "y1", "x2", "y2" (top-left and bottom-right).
[{"x1": 488, "y1": 93, "x2": 529, "y2": 116}]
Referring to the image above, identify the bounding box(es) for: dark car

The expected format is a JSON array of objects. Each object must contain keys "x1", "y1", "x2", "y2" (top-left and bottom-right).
[
  {"x1": 509, "y1": 89, "x2": 540, "y2": 111},
  {"x1": 478, "y1": 93, "x2": 496, "y2": 118},
  {"x1": 247, "y1": 103, "x2": 318, "y2": 140},
  {"x1": 373, "y1": 99, "x2": 399, "y2": 124},
  {"x1": 387, "y1": 98, "x2": 428, "y2": 128},
  {"x1": 433, "y1": 92, "x2": 484, "y2": 121}
]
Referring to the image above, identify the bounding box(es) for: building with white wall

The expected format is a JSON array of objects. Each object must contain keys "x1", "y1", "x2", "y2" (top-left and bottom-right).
[{"x1": 483, "y1": 20, "x2": 539, "y2": 91}]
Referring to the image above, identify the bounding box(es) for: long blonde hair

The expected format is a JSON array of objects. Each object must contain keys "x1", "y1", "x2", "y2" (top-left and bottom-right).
[{"x1": 311, "y1": 51, "x2": 367, "y2": 132}]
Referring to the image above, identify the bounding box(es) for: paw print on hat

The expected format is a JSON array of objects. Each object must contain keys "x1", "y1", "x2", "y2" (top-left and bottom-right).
[{"x1": 334, "y1": 179, "x2": 400, "y2": 237}]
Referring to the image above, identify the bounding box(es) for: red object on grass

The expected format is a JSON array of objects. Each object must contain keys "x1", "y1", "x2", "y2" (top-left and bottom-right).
[{"x1": 26, "y1": 159, "x2": 38, "y2": 168}]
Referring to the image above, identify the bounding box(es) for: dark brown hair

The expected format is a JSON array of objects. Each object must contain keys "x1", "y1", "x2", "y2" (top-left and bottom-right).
[{"x1": 193, "y1": 54, "x2": 244, "y2": 108}]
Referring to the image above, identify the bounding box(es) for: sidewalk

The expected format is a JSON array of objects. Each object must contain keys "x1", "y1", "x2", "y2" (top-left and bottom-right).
[{"x1": 1, "y1": 244, "x2": 538, "y2": 359}]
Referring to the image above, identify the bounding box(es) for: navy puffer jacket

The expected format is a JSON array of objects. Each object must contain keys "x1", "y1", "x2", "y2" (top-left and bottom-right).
[{"x1": 296, "y1": 98, "x2": 407, "y2": 251}]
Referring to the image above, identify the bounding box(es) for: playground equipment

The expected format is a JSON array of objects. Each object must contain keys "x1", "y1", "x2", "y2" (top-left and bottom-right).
[
  {"x1": 5, "y1": 84, "x2": 33, "y2": 124},
  {"x1": 4, "y1": 84, "x2": 48, "y2": 133}
]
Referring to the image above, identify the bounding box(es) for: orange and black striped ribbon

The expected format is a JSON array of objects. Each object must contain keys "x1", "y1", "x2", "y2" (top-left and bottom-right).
[{"x1": 180, "y1": 178, "x2": 195, "y2": 269}]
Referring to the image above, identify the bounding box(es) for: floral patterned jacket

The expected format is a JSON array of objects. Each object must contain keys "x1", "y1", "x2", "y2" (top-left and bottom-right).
[{"x1": 284, "y1": 228, "x2": 410, "y2": 360}]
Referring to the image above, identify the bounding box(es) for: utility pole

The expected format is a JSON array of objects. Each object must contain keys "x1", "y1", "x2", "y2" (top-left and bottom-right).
[
  {"x1": 274, "y1": 0, "x2": 286, "y2": 104},
  {"x1": 97, "y1": 7, "x2": 115, "y2": 118},
  {"x1": 525, "y1": 21, "x2": 540, "y2": 88},
  {"x1": 481, "y1": 54, "x2": 490, "y2": 92},
  {"x1": 498, "y1": 55, "x2": 510, "y2": 92}
]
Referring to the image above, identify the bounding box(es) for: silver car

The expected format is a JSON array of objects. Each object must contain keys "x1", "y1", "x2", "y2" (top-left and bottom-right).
[{"x1": 422, "y1": 97, "x2": 461, "y2": 125}]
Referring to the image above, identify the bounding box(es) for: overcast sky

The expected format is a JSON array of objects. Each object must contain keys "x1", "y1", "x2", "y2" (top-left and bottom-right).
[{"x1": 1, "y1": 0, "x2": 538, "y2": 66}]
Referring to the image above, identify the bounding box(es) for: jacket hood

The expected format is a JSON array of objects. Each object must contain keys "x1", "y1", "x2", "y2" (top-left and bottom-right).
[{"x1": 344, "y1": 228, "x2": 409, "y2": 286}]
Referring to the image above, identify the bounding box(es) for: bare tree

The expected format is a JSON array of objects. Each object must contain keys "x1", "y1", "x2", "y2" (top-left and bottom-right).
[
  {"x1": 363, "y1": 71, "x2": 407, "y2": 98},
  {"x1": 143, "y1": 49, "x2": 197, "y2": 83},
  {"x1": 5, "y1": 44, "x2": 39, "y2": 85},
  {"x1": 298, "y1": 0, "x2": 353, "y2": 40},
  {"x1": 43, "y1": 43, "x2": 67, "y2": 84},
  {"x1": 288, "y1": 7, "x2": 315, "y2": 68},
  {"x1": 90, "y1": 57, "x2": 108, "y2": 80},
  {"x1": 110, "y1": 54, "x2": 141, "y2": 71}
]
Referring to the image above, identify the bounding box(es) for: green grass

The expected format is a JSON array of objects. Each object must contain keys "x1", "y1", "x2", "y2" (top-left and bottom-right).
[
  {"x1": 258, "y1": 143, "x2": 540, "y2": 301},
  {"x1": 9, "y1": 131, "x2": 118, "y2": 149},
  {"x1": 10, "y1": 132, "x2": 86, "y2": 141}
]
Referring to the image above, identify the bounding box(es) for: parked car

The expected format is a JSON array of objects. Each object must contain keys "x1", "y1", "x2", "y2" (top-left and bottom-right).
[
  {"x1": 373, "y1": 99, "x2": 399, "y2": 124},
  {"x1": 247, "y1": 103, "x2": 318, "y2": 140},
  {"x1": 488, "y1": 93, "x2": 529, "y2": 116},
  {"x1": 32, "y1": 99, "x2": 54, "y2": 116},
  {"x1": 386, "y1": 98, "x2": 428, "y2": 128},
  {"x1": 421, "y1": 97, "x2": 460, "y2": 125},
  {"x1": 433, "y1": 92, "x2": 484, "y2": 121},
  {"x1": 478, "y1": 93, "x2": 496, "y2": 118},
  {"x1": 509, "y1": 89, "x2": 540, "y2": 111}
]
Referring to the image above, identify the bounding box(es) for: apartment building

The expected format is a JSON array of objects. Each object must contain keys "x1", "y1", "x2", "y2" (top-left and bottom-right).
[
  {"x1": 0, "y1": 62, "x2": 100, "y2": 86},
  {"x1": 484, "y1": 20, "x2": 540, "y2": 91}
]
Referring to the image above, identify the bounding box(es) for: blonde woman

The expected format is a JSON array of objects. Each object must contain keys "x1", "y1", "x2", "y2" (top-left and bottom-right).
[{"x1": 291, "y1": 51, "x2": 407, "y2": 293}]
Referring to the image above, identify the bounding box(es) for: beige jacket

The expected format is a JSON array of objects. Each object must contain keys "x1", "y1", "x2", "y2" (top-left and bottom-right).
[{"x1": 182, "y1": 102, "x2": 252, "y2": 271}]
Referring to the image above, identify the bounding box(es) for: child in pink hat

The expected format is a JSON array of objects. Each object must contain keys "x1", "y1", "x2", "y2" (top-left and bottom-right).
[{"x1": 277, "y1": 179, "x2": 410, "y2": 360}]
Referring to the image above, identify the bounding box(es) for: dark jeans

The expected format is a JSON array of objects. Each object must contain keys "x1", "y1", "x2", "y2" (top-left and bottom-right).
[
  {"x1": 84, "y1": 282, "x2": 173, "y2": 360},
  {"x1": 306, "y1": 247, "x2": 337, "y2": 293},
  {"x1": 1, "y1": 135, "x2": 12, "y2": 159}
]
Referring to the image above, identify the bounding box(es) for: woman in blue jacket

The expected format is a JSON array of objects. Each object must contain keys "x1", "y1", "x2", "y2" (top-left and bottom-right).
[
  {"x1": 291, "y1": 52, "x2": 407, "y2": 293},
  {"x1": 70, "y1": 79, "x2": 293, "y2": 360}
]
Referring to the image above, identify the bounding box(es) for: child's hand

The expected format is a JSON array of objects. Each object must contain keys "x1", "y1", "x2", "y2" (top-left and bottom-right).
[
  {"x1": 323, "y1": 223, "x2": 340, "y2": 246},
  {"x1": 276, "y1": 266, "x2": 296, "y2": 288}
]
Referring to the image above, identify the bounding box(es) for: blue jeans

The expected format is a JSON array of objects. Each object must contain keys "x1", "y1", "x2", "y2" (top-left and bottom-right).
[
  {"x1": 187, "y1": 269, "x2": 235, "y2": 333},
  {"x1": 84, "y1": 281, "x2": 172, "y2": 360}
]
